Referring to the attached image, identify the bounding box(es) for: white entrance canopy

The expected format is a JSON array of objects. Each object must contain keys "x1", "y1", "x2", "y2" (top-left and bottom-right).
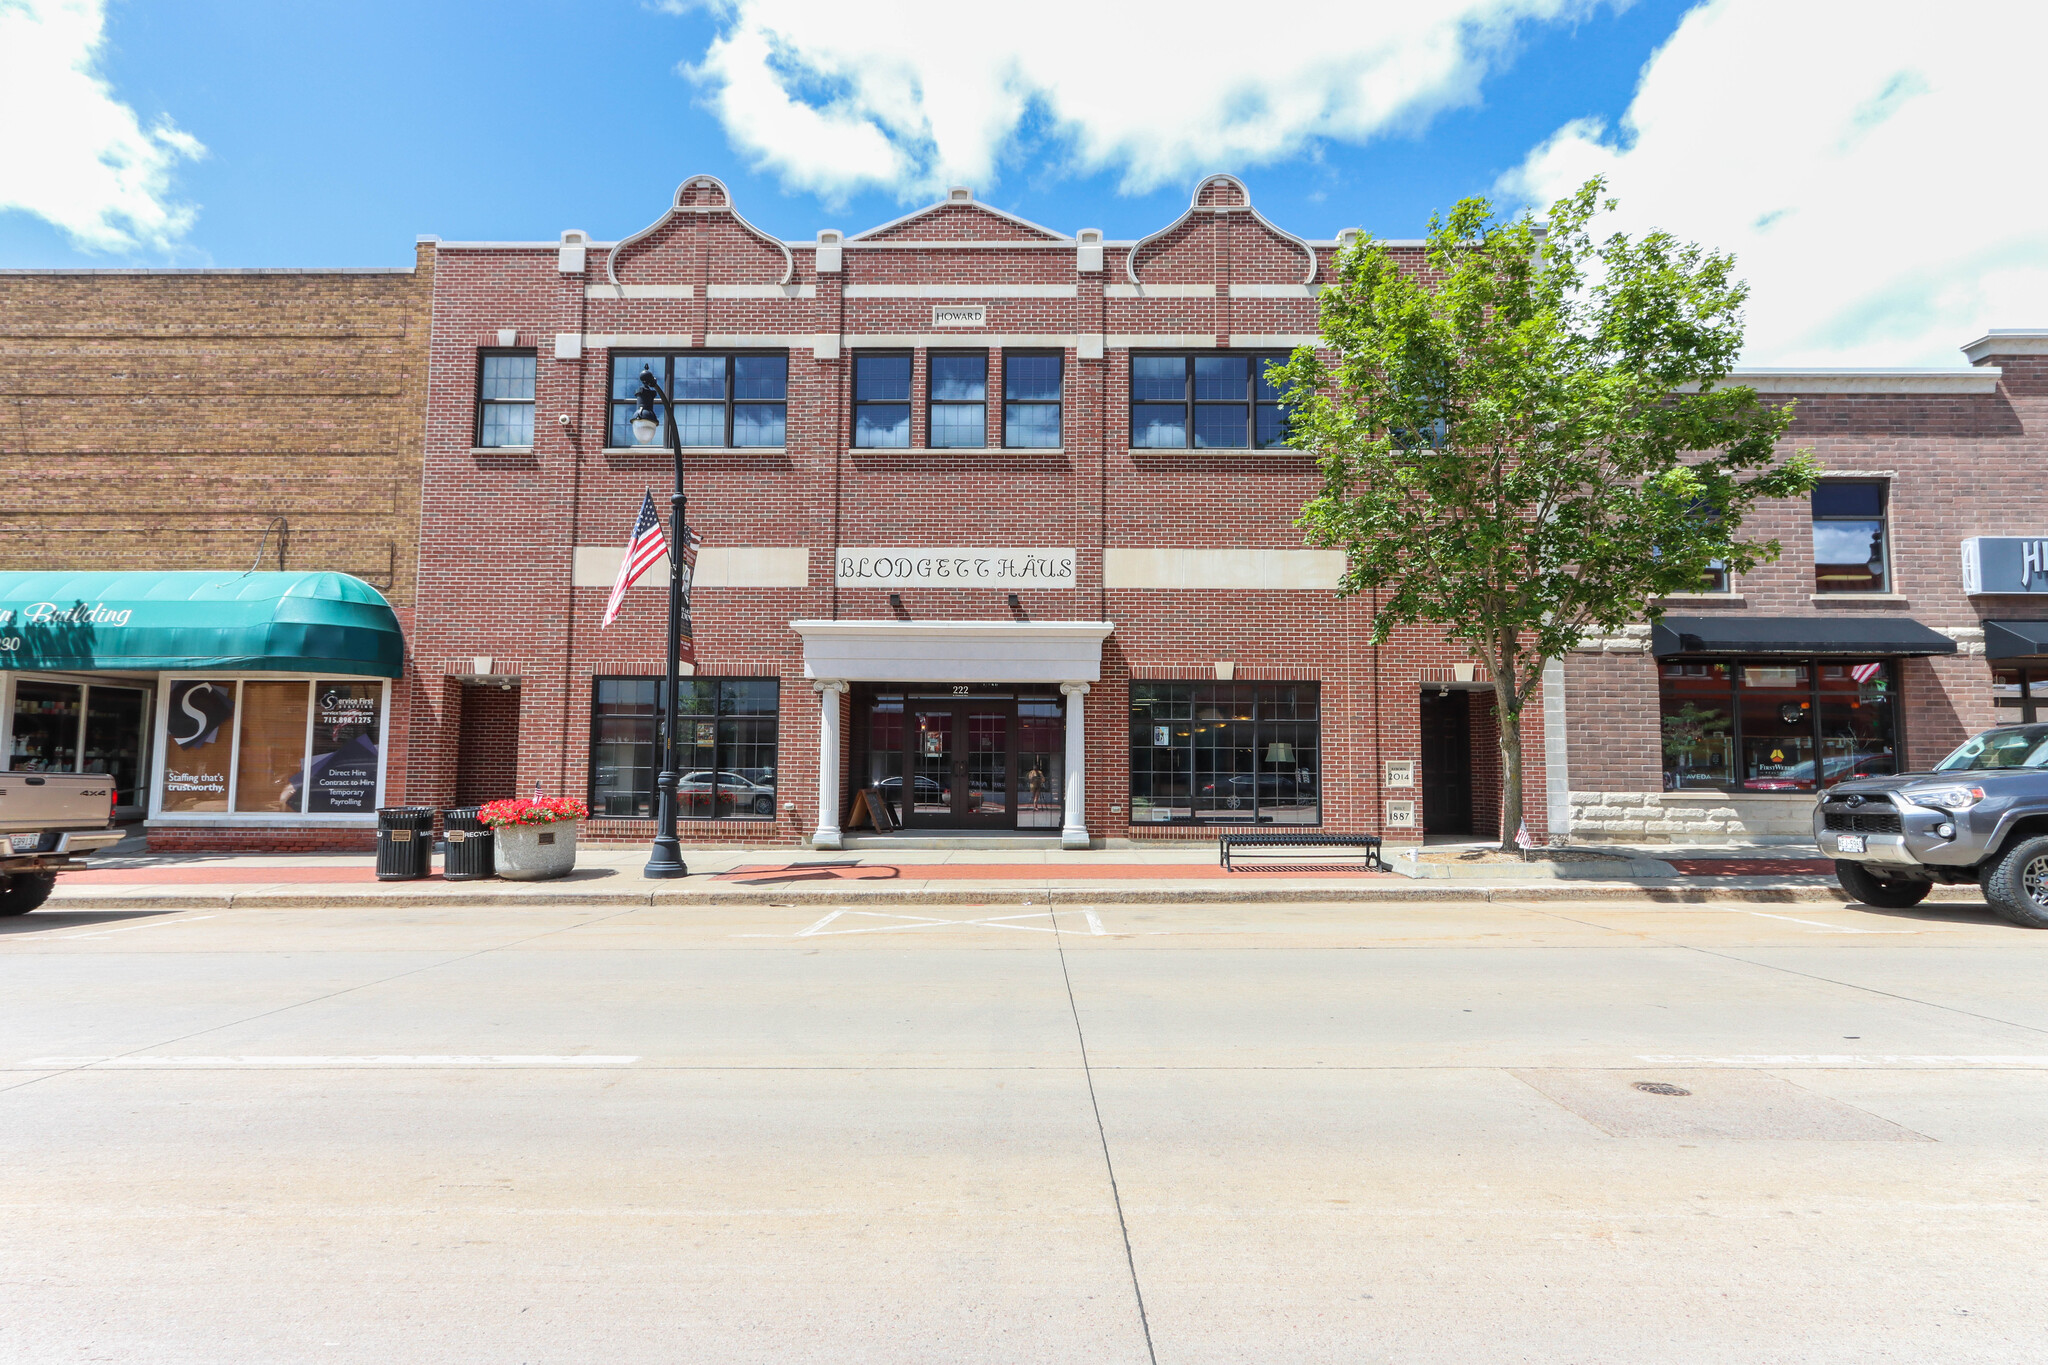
[
  {"x1": 789, "y1": 619, "x2": 1114, "y2": 683},
  {"x1": 789, "y1": 619, "x2": 1114, "y2": 852}
]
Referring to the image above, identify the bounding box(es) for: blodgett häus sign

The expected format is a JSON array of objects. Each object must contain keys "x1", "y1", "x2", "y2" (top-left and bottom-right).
[
  {"x1": 1962, "y1": 537, "x2": 2048, "y2": 593},
  {"x1": 836, "y1": 549, "x2": 1077, "y2": 589}
]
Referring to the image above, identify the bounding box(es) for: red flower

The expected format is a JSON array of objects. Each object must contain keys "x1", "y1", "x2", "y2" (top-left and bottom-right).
[{"x1": 478, "y1": 796, "x2": 589, "y2": 829}]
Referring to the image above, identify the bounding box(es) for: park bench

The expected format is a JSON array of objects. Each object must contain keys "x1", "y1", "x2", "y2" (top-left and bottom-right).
[{"x1": 1218, "y1": 830, "x2": 1389, "y2": 873}]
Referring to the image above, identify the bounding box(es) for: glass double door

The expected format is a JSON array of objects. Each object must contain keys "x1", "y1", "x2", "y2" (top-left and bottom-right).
[{"x1": 908, "y1": 704, "x2": 1014, "y2": 827}]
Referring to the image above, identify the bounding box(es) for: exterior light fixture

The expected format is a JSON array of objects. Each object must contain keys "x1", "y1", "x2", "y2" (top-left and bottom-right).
[{"x1": 630, "y1": 365, "x2": 662, "y2": 445}]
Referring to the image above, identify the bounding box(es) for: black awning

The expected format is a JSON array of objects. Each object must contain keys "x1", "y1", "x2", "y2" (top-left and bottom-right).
[
  {"x1": 1651, "y1": 615, "x2": 1958, "y2": 658},
  {"x1": 1983, "y1": 620, "x2": 2048, "y2": 660}
]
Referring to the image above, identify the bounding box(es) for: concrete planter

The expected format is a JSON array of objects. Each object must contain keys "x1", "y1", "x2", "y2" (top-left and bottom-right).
[{"x1": 493, "y1": 820, "x2": 580, "y2": 881}]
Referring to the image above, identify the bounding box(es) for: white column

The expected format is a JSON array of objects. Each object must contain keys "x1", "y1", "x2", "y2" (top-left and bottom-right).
[
  {"x1": 812, "y1": 679, "x2": 849, "y2": 850},
  {"x1": 1060, "y1": 681, "x2": 1090, "y2": 850}
]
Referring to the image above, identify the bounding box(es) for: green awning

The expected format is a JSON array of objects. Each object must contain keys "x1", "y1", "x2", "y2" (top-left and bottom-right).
[{"x1": 0, "y1": 571, "x2": 403, "y2": 678}]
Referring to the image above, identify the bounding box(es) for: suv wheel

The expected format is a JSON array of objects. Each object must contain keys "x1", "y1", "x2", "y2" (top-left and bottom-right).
[
  {"x1": 1833, "y1": 860, "x2": 1932, "y2": 910},
  {"x1": 1980, "y1": 834, "x2": 2048, "y2": 928},
  {"x1": 0, "y1": 872, "x2": 57, "y2": 916}
]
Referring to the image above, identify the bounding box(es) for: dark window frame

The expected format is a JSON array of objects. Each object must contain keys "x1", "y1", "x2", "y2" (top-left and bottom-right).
[
  {"x1": 606, "y1": 350, "x2": 789, "y2": 450},
  {"x1": 1811, "y1": 479, "x2": 1891, "y2": 594},
  {"x1": 1657, "y1": 656, "x2": 1904, "y2": 793},
  {"x1": 474, "y1": 348, "x2": 537, "y2": 448},
  {"x1": 1994, "y1": 666, "x2": 2045, "y2": 723},
  {"x1": 925, "y1": 348, "x2": 990, "y2": 449},
  {"x1": 1128, "y1": 351, "x2": 1293, "y2": 450},
  {"x1": 851, "y1": 348, "x2": 916, "y2": 449},
  {"x1": 1001, "y1": 348, "x2": 1064, "y2": 449},
  {"x1": 1128, "y1": 680, "x2": 1323, "y2": 826},
  {"x1": 586, "y1": 675, "x2": 782, "y2": 821}
]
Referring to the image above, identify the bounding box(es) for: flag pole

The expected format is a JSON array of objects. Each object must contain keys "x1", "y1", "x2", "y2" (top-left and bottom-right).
[{"x1": 642, "y1": 366, "x2": 688, "y2": 879}]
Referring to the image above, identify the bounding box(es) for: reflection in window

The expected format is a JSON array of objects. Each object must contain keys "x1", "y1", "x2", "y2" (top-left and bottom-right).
[
  {"x1": 589, "y1": 677, "x2": 779, "y2": 819},
  {"x1": 608, "y1": 353, "x2": 788, "y2": 448},
  {"x1": 476, "y1": 352, "x2": 536, "y2": 448},
  {"x1": 1812, "y1": 481, "x2": 1888, "y2": 592},
  {"x1": 928, "y1": 353, "x2": 987, "y2": 448},
  {"x1": 1659, "y1": 662, "x2": 1733, "y2": 790},
  {"x1": 853, "y1": 353, "x2": 912, "y2": 448},
  {"x1": 1129, "y1": 682, "x2": 1320, "y2": 825},
  {"x1": 1003, "y1": 352, "x2": 1062, "y2": 448},
  {"x1": 1656, "y1": 658, "x2": 1897, "y2": 792},
  {"x1": 1129, "y1": 353, "x2": 1293, "y2": 450}
]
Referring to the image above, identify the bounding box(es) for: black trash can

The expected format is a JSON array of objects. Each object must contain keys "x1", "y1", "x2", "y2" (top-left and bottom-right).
[
  {"x1": 441, "y1": 806, "x2": 495, "y2": 881},
  {"x1": 375, "y1": 806, "x2": 435, "y2": 881}
]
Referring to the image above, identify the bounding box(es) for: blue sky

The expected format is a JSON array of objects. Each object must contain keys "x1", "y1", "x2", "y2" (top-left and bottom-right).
[{"x1": 5, "y1": 1, "x2": 2046, "y2": 365}]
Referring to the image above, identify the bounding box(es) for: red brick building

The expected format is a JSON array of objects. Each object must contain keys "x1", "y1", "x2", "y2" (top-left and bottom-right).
[
  {"x1": 405, "y1": 174, "x2": 1532, "y2": 847},
  {"x1": 403, "y1": 173, "x2": 2048, "y2": 850},
  {"x1": 1559, "y1": 339, "x2": 2048, "y2": 843}
]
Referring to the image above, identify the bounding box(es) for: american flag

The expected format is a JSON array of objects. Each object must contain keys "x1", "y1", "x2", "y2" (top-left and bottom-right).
[
  {"x1": 1851, "y1": 661, "x2": 1883, "y2": 683},
  {"x1": 602, "y1": 491, "x2": 668, "y2": 628}
]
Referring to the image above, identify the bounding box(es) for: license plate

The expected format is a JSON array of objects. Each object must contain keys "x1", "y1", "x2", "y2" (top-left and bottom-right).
[
  {"x1": 8, "y1": 833, "x2": 38, "y2": 852},
  {"x1": 1837, "y1": 834, "x2": 1866, "y2": 854}
]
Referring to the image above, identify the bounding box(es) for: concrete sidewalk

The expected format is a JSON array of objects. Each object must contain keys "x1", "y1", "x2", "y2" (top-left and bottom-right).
[{"x1": 39, "y1": 834, "x2": 1981, "y2": 909}]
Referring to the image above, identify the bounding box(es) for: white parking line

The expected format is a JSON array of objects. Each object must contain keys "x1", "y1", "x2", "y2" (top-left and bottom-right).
[
  {"x1": 58, "y1": 914, "x2": 221, "y2": 940},
  {"x1": 1638, "y1": 1054, "x2": 2048, "y2": 1067},
  {"x1": 22, "y1": 1054, "x2": 641, "y2": 1068},
  {"x1": 1737, "y1": 911, "x2": 1921, "y2": 934}
]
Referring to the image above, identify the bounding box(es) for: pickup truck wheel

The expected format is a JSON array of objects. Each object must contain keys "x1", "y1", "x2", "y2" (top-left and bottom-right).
[
  {"x1": 0, "y1": 872, "x2": 57, "y2": 916},
  {"x1": 1833, "y1": 860, "x2": 1932, "y2": 909},
  {"x1": 1980, "y1": 835, "x2": 2048, "y2": 928}
]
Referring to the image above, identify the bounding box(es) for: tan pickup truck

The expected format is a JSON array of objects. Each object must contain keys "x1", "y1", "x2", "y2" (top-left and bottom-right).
[{"x1": 0, "y1": 773, "x2": 125, "y2": 914}]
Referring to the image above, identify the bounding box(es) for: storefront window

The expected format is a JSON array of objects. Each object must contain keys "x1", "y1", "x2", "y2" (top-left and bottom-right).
[
  {"x1": 589, "y1": 677, "x2": 779, "y2": 820},
  {"x1": 82, "y1": 687, "x2": 147, "y2": 808},
  {"x1": 307, "y1": 682, "x2": 383, "y2": 812},
  {"x1": 160, "y1": 680, "x2": 236, "y2": 812},
  {"x1": 1740, "y1": 665, "x2": 1815, "y2": 790},
  {"x1": 1994, "y1": 667, "x2": 2045, "y2": 723},
  {"x1": 590, "y1": 679, "x2": 657, "y2": 818},
  {"x1": 1659, "y1": 662, "x2": 1733, "y2": 790},
  {"x1": 1657, "y1": 659, "x2": 1897, "y2": 792},
  {"x1": 234, "y1": 681, "x2": 309, "y2": 812},
  {"x1": 10, "y1": 680, "x2": 82, "y2": 772},
  {"x1": 155, "y1": 678, "x2": 387, "y2": 816},
  {"x1": 1129, "y1": 682, "x2": 1320, "y2": 825},
  {"x1": 1016, "y1": 700, "x2": 1064, "y2": 829}
]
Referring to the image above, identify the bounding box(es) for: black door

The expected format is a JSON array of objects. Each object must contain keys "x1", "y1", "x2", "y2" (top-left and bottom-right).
[
  {"x1": 1419, "y1": 691, "x2": 1472, "y2": 836},
  {"x1": 905, "y1": 704, "x2": 1016, "y2": 828}
]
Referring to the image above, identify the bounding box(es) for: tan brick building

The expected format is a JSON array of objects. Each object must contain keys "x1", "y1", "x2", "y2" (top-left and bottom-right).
[{"x1": 0, "y1": 248, "x2": 433, "y2": 850}]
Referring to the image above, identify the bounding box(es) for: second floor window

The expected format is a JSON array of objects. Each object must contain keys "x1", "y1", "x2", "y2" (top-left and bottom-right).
[
  {"x1": 928, "y1": 352, "x2": 987, "y2": 448},
  {"x1": 476, "y1": 351, "x2": 536, "y2": 448},
  {"x1": 1004, "y1": 351, "x2": 1062, "y2": 448},
  {"x1": 854, "y1": 352, "x2": 912, "y2": 447},
  {"x1": 609, "y1": 353, "x2": 787, "y2": 449},
  {"x1": 1130, "y1": 352, "x2": 1291, "y2": 449},
  {"x1": 1813, "y1": 481, "x2": 1889, "y2": 593}
]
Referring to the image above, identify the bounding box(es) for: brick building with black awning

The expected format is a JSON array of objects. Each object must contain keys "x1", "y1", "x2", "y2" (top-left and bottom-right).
[{"x1": 1558, "y1": 336, "x2": 2048, "y2": 843}]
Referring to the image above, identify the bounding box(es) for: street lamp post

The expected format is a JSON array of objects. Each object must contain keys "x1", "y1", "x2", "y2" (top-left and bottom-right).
[{"x1": 630, "y1": 364, "x2": 688, "y2": 879}]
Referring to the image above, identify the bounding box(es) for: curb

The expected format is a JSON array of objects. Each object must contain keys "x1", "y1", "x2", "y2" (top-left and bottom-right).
[{"x1": 41, "y1": 881, "x2": 1989, "y2": 910}]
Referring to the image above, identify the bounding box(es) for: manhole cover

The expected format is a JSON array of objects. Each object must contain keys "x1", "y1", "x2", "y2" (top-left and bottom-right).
[{"x1": 1633, "y1": 1081, "x2": 1692, "y2": 1096}]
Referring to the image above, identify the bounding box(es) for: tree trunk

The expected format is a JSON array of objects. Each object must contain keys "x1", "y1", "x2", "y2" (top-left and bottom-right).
[
  {"x1": 1492, "y1": 637, "x2": 1525, "y2": 853},
  {"x1": 1497, "y1": 701, "x2": 1524, "y2": 853}
]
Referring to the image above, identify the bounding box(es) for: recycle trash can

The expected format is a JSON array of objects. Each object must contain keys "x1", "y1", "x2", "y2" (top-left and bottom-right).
[
  {"x1": 375, "y1": 806, "x2": 435, "y2": 881},
  {"x1": 440, "y1": 806, "x2": 495, "y2": 881}
]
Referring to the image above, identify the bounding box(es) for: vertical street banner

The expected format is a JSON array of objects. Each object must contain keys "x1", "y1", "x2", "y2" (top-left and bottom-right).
[{"x1": 677, "y1": 520, "x2": 703, "y2": 665}]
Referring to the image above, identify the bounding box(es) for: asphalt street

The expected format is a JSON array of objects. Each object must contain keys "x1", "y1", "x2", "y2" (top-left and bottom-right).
[{"x1": 4, "y1": 896, "x2": 2047, "y2": 1363}]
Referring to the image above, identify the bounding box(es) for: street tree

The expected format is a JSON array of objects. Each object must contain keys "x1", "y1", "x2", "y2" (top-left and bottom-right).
[{"x1": 1273, "y1": 179, "x2": 1819, "y2": 851}]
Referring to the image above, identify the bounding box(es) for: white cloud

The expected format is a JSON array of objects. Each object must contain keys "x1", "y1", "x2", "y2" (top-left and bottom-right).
[
  {"x1": 0, "y1": 0, "x2": 203, "y2": 252},
  {"x1": 679, "y1": 0, "x2": 1609, "y2": 201},
  {"x1": 1504, "y1": 0, "x2": 2048, "y2": 366}
]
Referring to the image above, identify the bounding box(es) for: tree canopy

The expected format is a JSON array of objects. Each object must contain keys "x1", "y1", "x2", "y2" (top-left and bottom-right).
[{"x1": 1273, "y1": 177, "x2": 1819, "y2": 848}]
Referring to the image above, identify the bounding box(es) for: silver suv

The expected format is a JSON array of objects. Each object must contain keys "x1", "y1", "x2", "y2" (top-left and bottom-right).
[{"x1": 1816, "y1": 723, "x2": 2048, "y2": 927}]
